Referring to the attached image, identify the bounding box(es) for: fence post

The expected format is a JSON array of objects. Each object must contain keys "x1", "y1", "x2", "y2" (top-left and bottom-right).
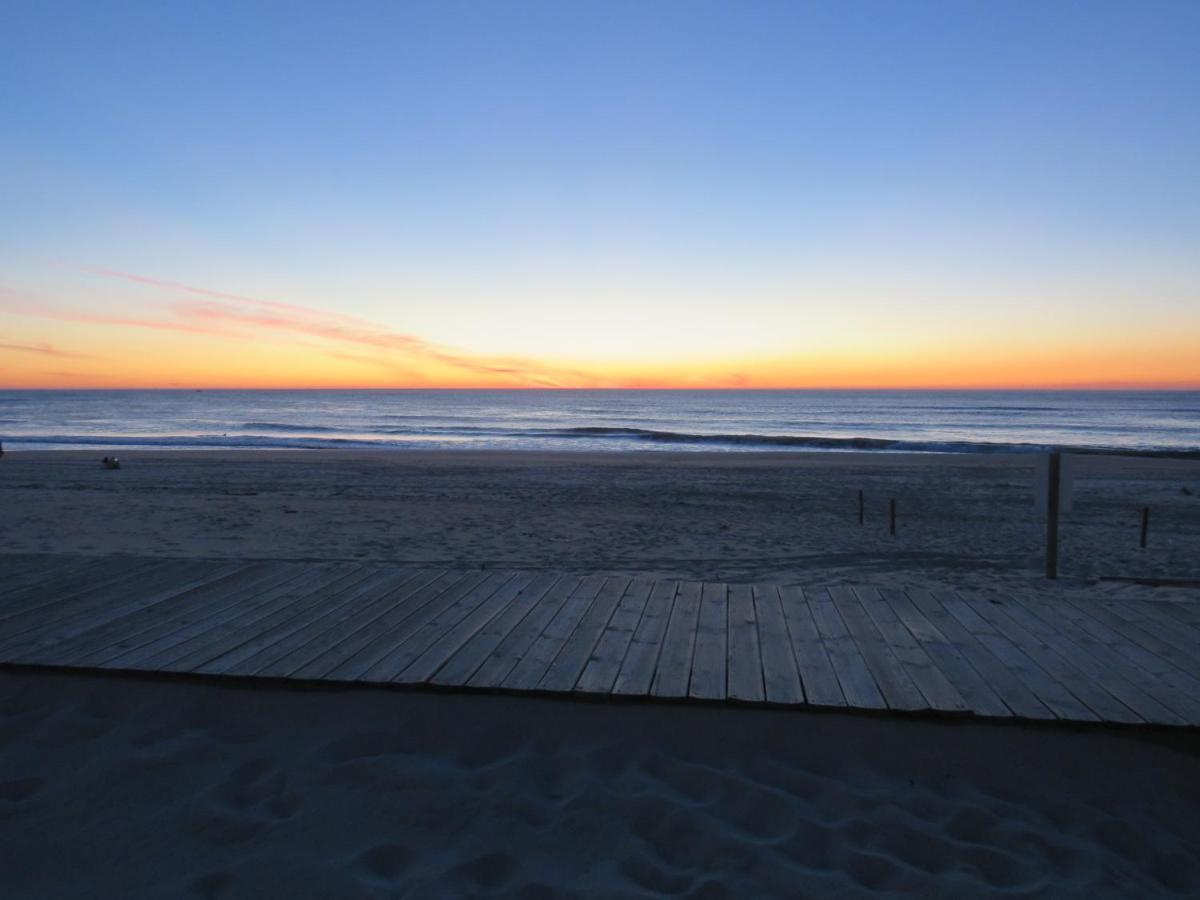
[
  {"x1": 889, "y1": 498, "x2": 896, "y2": 536},
  {"x1": 1045, "y1": 451, "x2": 1060, "y2": 579},
  {"x1": 858, "y1": 490, "x2": 864, "y2": 525},
  {"x1": 1140, "y1": 506, "x2": 1150, "y2": 549}
]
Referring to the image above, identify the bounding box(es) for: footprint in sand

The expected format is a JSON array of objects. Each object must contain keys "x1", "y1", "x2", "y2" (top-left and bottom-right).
[
  {"x1": 187, "y1": 759, "x2": 304, "y2": 846},
  {"x1": 357, "y1": 843, "x2": 413, "y2": 887}
]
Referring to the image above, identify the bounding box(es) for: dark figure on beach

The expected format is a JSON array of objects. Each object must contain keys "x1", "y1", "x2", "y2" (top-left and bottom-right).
[{"x1": 101, "y1": 456, "x2": 121, "y2": 470}]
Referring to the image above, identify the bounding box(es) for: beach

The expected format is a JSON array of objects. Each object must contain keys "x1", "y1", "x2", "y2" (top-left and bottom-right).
[
  {"x1": 2, "y1": 670, "x2": 1198, "y2": 899},
  {"x1": 0, "y1": 449, "x2": 1196, "y2": 592},
  {"x1": 2, "y1": 449, "x2": 1200, "y2": 897}
]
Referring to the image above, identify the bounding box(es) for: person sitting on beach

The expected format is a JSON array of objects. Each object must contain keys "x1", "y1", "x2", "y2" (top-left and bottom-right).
[{"x1": 101, "y1": 456, "x2": 121, "y2": 469}]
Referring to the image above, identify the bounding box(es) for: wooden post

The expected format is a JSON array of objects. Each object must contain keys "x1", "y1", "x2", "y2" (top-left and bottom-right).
[
  {"x1": 858, "y1": 490, "x2": 864, "y2": 525},
  {"x1": 1140, "y1": 506, "x2": 1150, "y2": 549},
  {"x1": 889, "y1": 498, "x2": 896, "y2": 536},
  {"x1": 1045, "y1": 451, "x2": 1060, "y2": 579}
]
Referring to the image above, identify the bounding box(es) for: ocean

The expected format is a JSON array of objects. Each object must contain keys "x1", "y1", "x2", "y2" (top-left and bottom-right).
[{"x1": 0, "y1": 390, "x2": 1197, "y2": 456}]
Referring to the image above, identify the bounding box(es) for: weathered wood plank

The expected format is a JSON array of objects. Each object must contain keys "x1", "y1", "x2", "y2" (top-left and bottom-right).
[
  {"x1": 650, "y1": 581, "x2": 703, "y2": 699},
  {"x1": 199, "y1": 567, "x2": 423, "y2": 677},
  {"x1": 253, "y1": 568, "x2": 441, "y2": 679},
  {"x1": 468, "y1": 576, "x2": 581, "y2": 689},
  {"x1": 803, "y1": 587, "x2": 885, "y2": 710},
  {"x1": 878, "y1": 588, "x2": 1013, "y2": 718},
  {"x1": 502, "y1": 575, "x2": 607, "y2": 692},
  {"x1": 20, "y1": 562, "x2": 310, "y2": 666},
  {"x1": 0, "y1": 558, "x2": 167, "y2": 628},
  {"x1": 829, "y1": 586, "x2": 927, "y2": 711},
  {"x1": 688, "y1": 582, "x2": 728, "y2": 701},
  {"x1": 432, "y1": 573, "x2": 563, "y2": 687},
  {"x1": 143, "y1": 564, "x2": 369, "y2": 672},
  {"x1": 1007, "y1": 595, "x2": 1190, "y2": 726},
  {"x1": 280, "y1": 569, "x2": 452, "y2": 679},
  {"x1": 396, "y1": 573, "x2": 539, "y2": 684},
  {"x1": 361, "y1": 572, "x2": 517, "y2": 683},
  {"x1": 777, "y1": 586, "x2": 845, "y2": 707},
  {"x1": 726, "y1": 584, "x2": 764, "y2": 702},
  {"x1": 954, "y1": 591, "x2": 1141, "y2": 724},
  {"x1": 611, "y1": 580, "x2": 677, "y2": 697},
  {"x1": 538, "y1": 576, "x2": 632, "y2": 692},
  {"x1": 0, "y1": 560, "x2": 242, "y2": 659},
  {"x1": 0, "y1": 556, "x2": 116, "y2": 602},
  {"x1": 1091, "y1": 598, "x2": 1200, "y2": 667},
  {"x1": 852, "y1": 587, "x2": 968, "y2": 713},
  {"x1": 932, "y1": 591, "x2": 1099, "y2": 722},
  {"x1": 321, "y1": 570, "x2": 488, "y2": 681},
  {"x1": 1045, "y1": 597, "x2": 1200, "y2": 722},
  {"x1": 751, "y1": 585, "x2": 804, "y2": 705},
  {"x1": 576, "y1": 577, "x2": 654, "y2": 695}
]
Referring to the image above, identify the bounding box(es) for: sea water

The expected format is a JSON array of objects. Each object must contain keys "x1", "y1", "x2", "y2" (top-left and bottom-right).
[{"x1": 0, "y1": 390, "x2": 1196, "y2": 456}]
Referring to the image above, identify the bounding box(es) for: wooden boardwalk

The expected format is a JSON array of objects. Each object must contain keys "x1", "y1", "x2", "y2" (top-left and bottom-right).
[{"x1": 2, "y1": 554, "x2": 1199, "y2": 728}]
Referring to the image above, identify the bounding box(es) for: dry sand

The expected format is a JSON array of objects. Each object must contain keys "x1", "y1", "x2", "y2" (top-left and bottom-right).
[
  {"x1": 0, "y1": 449, "x2": 1197, "y2": 596},
  {"x1": 2, "y1": 449, "x2": 1199, "y2": 897},
  {"x1": 1, "y1": 670, "x2": 1198, "y2": 899}
]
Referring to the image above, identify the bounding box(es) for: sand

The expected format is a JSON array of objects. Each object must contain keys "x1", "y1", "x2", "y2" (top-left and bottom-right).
[
  {"x1": 0, "y1": 450, "x2": 1197, "y2": 598},
  {"x1": 1, "y1": 670, "x2": 1198, "y2": 899},
  {"x1": 3, "y1": 449, "x2": 1200, "y2": 897}
]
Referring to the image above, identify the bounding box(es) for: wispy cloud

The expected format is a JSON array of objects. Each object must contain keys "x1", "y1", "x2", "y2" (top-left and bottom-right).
[
  {"x1": 0, "y1": 339, "x2": 93, "y2": 359},
  {"x1": 6, "y1": 271, "x2": 600, "y2": 387}
]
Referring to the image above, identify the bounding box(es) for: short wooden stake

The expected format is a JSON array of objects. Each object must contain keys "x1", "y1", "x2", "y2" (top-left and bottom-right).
[
  {"x1": 1140, "y1": 506, "x2": 1150, "y2": 549},
  {"x1": 889, "y1": 498, "x2": 896, "y2": 536},
  {"x1": 858, "y1": 490, "x2": 864, "y2": 525},
  {"x1": 1045, "y1": 452, "x2": 1060, "y2": 579}
]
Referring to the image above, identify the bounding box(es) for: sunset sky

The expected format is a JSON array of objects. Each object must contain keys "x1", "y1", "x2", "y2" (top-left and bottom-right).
[{"x1": 2, "y1": 1, "x2": 1198, "y2": 389}]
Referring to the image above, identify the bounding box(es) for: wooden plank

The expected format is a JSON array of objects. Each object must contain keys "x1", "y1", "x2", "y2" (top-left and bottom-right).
[
  {"x1": 0, "y1": 555, "x2": 58, "y2": 580},
  {"x1": 932, "y1": 591, "x2": 1099, "y2": 722},
  {"x1": 1092, "y1": 598, "x2": 1200, "y2": 665},
  {"x1": 468, "y1": 576, "x2": 582, "y2": 689},
  {"x1": 199, "y1": 567, "x2": 421, "y2": 677},
  {"x1": 538, "y1": 576, "x2": 631, "y2": 693},
  {"x1": 827, "y1": 587, "x2": 926, "y2": 712},
  {"x1": 954, "y1": 591, "x2": 1141, "y2": 724},
  {"x1": 502, "y1": 575, "x2": 607, "y2": 691},
  {"x1": 287, "y1": 569, "x2": 460, "y2": 679},
  {"x1": 252, "y1": 568, "x2": 443, "y2": 679},
  {"x1": 878, "y1": 588, "x2": 1014, "y2": 718},
  {"x1": 750, "y1": 585, "x2": 803, "y2": 705},
  {"x1": 0, "y1": 560, "x2": 241, "y2": 659},
  {"x1": 18, "y1": 562, "x2": 308, "y2": 666},
  {"x1": 140, "y1": 564, "x2": 369, "y2": 672},
  {"x1": 803, "y1": 587, "x2": 885, "y2": 710},
  {"x1": 394, "y1": 572, "x2": 540, "y2": 684},
  {"x1": 575, "y1": 577, "x2": 654, "y2": 695},
  {"x1": 324, "y1": 571, "x2": 490, "y2": 681},
  {"x1": 0, "y1": 556, "x2": 114, "y2": 601},
  {"x1": 650, "y1": 581, "x2": 703, "y2": 699},
  {"x1": 363, "y1": 571, "x2": 517, "y2": 683},
  {"x1": 431, "y1": 573, "x2": 563, "y2": 687},
  {"x1": 0, "y1": 557, "x2": 167, "y2": 627},
  {"x1": 1045, "y1": 597, "x2": 1200, "y2": 722},
  {"x1": 828, "y1": 587, "x2": 926, "y2": 711},
  {"x1": 1006, "y1": 595, "x2": 1190, "y2": 726},
  {"x1": 851, "y1": 587, "x2": 968, "y2": 713},
  {"x1": 777, "y1": 586, "x2": 845, "y2": 707},
  {"x1": 611, "y1": 580, "x2": 677, "y2": 697},
  {"x1": 688, "y1": 582, "x2": 728, "y2": 701},
  {"x1": 726, "y1": 584, "x2": 764, "y2": 702}
]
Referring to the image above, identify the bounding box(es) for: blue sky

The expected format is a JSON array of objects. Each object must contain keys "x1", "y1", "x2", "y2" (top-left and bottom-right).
[{"x1": 1, "y1": 1, "x2": 1198, "y2": 387}]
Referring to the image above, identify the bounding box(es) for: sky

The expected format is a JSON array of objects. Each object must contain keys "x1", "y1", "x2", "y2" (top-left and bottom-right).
[{"x1": 1, "y1": 0, "x2": 1198, "y2": 389}]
